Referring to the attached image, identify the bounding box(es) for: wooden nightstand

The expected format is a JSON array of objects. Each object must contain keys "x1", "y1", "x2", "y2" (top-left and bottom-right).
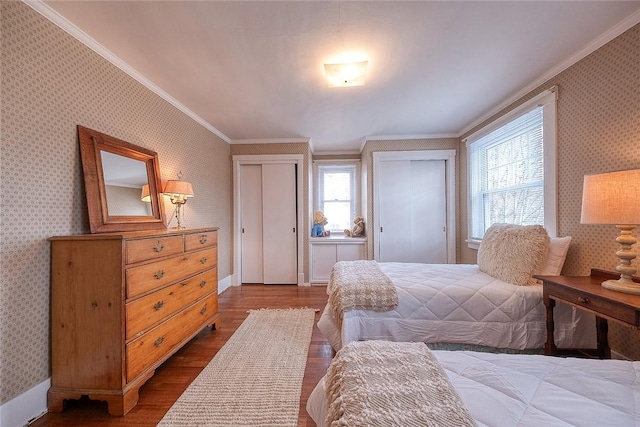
[{"x1": 535, "y1": 269, "x2": 640, "y2": 358}]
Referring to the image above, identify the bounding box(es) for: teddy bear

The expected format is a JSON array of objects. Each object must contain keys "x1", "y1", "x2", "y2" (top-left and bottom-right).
[
  {"x1": 344, "y1": 216, "x2": 365, "y2": 237},
  {"x1": 311, "y1": 210, "x2": 329, "y2": 237}
]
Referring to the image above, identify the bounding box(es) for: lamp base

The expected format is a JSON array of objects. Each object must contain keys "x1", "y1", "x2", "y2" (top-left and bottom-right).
[{"x1": 601, "y1": 278, "x2": 640, "y2": 295}]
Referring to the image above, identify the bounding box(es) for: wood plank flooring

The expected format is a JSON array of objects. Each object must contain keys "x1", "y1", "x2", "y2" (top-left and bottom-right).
[{"x1": 30, "y1": 285, "x2": 332, "y2": 427}]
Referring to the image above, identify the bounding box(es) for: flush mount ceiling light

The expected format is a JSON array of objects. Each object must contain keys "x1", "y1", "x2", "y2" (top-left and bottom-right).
[{"x1": 324, "y1": 60, "x2": 368, "y2": 87}]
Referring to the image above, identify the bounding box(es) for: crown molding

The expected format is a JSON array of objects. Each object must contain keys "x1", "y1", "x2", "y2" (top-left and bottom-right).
[
  {"x1": 230, "y1": 138, "x2": 310, "y2": 145},
  {"x1": 23, "y1": 0, "x2": 231, "y2": 143},
  {"x1": 458, "y1": 8, "x2": 640, "y2": 138}
]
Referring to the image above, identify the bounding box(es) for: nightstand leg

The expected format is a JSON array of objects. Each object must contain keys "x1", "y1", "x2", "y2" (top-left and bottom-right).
[
  {"x1": 544, "y1": 296, "x2": 557, "y2": 355},
  {"x1": 595, "y1": 316, "x2": 611, "y2": 359}
]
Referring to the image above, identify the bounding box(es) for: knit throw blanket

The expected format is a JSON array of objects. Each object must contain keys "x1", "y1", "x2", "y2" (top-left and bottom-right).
[
  {"x1": 327, "y1": 260, "x2": 398, "y2": 324},
  {"x1": 325, "y1": 341, "x2": 477, "y2": 427}
]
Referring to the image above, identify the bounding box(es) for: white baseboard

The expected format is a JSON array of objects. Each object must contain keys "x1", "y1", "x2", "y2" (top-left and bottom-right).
[
  {"x1": 0, "y1": 378, "x2": 49, "y2": 427},
  {"x1": 219, "y1": 274, "x2": 232, "y2": 293}
]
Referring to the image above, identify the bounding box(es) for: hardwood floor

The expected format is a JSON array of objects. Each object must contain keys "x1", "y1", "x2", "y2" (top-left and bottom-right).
[{"x1": 31, "y1": 285, "x2": 332, "y2": 426}]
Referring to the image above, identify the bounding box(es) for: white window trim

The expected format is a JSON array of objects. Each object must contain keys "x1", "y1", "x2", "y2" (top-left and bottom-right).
[
  {"x1": 465, "y1": 87, "x2": 558, "y2": 249},
  {"x1": 313, "y1": 159, "x2": 361, "y2": 235}
]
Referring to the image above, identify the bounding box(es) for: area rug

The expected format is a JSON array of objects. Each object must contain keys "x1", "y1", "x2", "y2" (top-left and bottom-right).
[{"x1": 158, "y1": 307, "x2": 316, "y2": 426}]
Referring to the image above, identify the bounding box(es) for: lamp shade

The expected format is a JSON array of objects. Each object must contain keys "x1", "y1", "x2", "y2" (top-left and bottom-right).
[
  {"x1": 140, "y1": 184, "x2": 151, "y2": 203},
  {"x1": 163, "y1": 180, "x2": 194, "y2": 198},
  {"x1": 581, "y1": 169, "x2": 640, "y2": 225}
]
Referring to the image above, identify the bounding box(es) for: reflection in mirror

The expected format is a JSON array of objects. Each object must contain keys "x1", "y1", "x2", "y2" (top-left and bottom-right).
[{"x1": 101, "y1": 151, "x2": 151, "y2": 216}]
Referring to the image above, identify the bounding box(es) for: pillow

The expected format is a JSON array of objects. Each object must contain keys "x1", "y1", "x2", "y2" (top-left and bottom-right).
[
  {"x1": 477, "y1": 223, "x2": 550, "y2": 286},
  {"x1": 539, "y1": 236, "x2": 572, "y2": 276}
]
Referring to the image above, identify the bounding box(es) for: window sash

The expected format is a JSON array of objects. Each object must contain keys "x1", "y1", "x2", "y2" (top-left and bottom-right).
[
  {"x1": 468, "y1": 104, "x2": 546, "y2": 241},
  {"x1": 315, "y1": 163, "x2": 358, "y2": 232}
]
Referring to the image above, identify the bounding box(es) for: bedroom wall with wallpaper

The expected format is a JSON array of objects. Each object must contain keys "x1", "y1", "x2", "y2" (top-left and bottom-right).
[
  {"x1": 459, "y1": 23, "x2": 640, "y2": 358},
  {"x1": 229, "y1": 143, "x2": 312, "y2": 282},
  {"x1": 1, "y1": 1, "x2": 232, "y2": 405}
]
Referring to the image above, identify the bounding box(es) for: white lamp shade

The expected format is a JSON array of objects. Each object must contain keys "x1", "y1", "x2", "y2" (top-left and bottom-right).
[
  {"x1": 163, "y1": 180, "x2": 194, "y2": 198},
  {"x1": 581, "y1": 169, "x2": 640, "y2": 225}
]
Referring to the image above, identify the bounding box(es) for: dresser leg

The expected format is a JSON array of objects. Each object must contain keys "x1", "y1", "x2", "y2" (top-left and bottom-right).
[{"x1": 48, "y1": 389, "x2": 81, "y2": 412}]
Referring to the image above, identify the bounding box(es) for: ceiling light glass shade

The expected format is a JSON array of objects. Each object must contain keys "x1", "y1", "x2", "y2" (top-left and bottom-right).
[{"x1": 324, "y1": 60, "x2": 368, "y2": 87}]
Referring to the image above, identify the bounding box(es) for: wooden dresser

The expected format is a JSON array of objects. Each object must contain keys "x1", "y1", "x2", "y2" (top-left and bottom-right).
[{"x1": 48, "y1": 227, "x2": 220, "y2": 415}]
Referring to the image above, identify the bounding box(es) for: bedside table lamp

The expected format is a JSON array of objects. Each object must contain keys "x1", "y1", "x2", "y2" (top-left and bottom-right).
[
  {"x1": 163, "y1": 173, "x2": 194, "y2": 229},
  {"x1": 581, "y1": 169, "x2": 640, "y2": 294}
]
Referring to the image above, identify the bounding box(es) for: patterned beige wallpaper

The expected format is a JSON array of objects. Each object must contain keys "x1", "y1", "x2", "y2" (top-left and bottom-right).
[
  {"x1": 361, "y1": 138, "x2": 460, "y2": 260},
  {"x1": 1, "y1": 1, "x2": 231, "y2": 403},
  {"x1": 459, "y1": 23, "x2": 640, "y2": 358}
]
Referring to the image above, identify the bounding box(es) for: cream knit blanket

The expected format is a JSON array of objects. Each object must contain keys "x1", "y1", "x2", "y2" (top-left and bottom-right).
[
  {"x1": 327, "y1": 260, "x2": 398, "y2": 324},
  {"x1": 325, "y1": 341, "x2": 477, "y2": 427}
]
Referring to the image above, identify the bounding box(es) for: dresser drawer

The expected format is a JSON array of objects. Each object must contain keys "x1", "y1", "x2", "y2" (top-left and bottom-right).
[
  {"x1": 126, "y1": 235, "x2": 184, "y2": 264},
  {"x1": 126, "y1": 247, "x2": 217, "y2": 298},
  {"x1": 126, "y1": 293, "x2": 217, "y2": 382},
  {"x1": 550, "y1": 284, "x2": 638, "y2": 325},
  {"x1": 184, "y1": 230, "x2": 217, "y2": 252},
  {"x1": 125, "y1": 268, "x2": 218, "y2": 340}
]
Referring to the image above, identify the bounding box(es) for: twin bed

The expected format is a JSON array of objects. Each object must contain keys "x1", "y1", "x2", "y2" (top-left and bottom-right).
[
  {"x1": 308, "y1": 225, "x2": 638, "y2": 425},
  {"x1": 307, "y1": 341, "x2": 640, "y2": 426}
]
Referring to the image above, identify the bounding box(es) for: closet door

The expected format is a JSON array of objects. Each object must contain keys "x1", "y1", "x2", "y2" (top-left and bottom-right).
[
  {"x1": 240, "y1": 165, "x2": 264, "y2": 283},
  {"x1": 262, "y1": 163, "x2": 297, "y2": 284},
  {"x1": 377, "y1": 159, "x2": 447, "y2": 263}
]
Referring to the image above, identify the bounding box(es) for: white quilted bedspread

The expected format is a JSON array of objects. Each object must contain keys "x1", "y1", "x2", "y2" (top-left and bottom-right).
[
  {"x1": 436, "y1": 351, "x2": 640, "y2": 426},
  {"x1": 318, "y1": 262, "x2": 596, "y2": 350},
  {"x1": 307, "y1": 350, "x2": 640, "y2": 426}
]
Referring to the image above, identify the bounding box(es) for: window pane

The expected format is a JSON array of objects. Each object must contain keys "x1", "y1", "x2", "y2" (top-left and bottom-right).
[
  {"x1": 323, "y1": 172, "x2": 351, "y2": 201},
  {"x1": 484, "y1": 186, "x2": 544, "y2": 229},
  {"x1": 323, "y1": 201, "x2": 351, "y2": 231}
]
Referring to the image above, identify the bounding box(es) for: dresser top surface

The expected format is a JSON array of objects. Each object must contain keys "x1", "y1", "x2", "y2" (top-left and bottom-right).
[{"x1": 49, "y1": 227, "x2": 218, "y2": 241}]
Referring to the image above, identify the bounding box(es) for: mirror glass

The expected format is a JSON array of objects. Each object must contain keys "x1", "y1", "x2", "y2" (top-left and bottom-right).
[
  {"x1": 78, "y1": 125, "x2": 167, "y2": 233},
  {"x1": 101, "y1": 151, "x2": 152, "y2": 216}
]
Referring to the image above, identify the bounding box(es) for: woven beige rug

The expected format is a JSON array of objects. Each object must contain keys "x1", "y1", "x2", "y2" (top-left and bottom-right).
[{"x1": 158, "y1": 308, "x2": 316, "y2": 426}]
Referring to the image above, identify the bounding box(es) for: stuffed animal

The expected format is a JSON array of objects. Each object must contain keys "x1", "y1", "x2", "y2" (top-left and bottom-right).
[
  {"x1": 344, "y1": 216, "x2": 365, "y2": 237},
  {"x1": 312, "y1": 211, "x2": 329, "y2": 237}
]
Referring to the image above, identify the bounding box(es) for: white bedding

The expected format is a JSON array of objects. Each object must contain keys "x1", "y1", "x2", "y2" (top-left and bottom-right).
[
  {"x1": 307, "y1": 351, "x2": 640, "y2": 426},
  {"x1": 318, "y1": 262, "x2": 596, "y2": 350}
]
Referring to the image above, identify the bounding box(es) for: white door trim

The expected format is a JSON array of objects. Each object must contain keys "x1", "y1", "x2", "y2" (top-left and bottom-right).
[
  {"x1": 232, "y1": 154, "x2": 304, "y2": 286},
  {"x1": 373, "y1": 150, "x2": 456, "y2": 263}
]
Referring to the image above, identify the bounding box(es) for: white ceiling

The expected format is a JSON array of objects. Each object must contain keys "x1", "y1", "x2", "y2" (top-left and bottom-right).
[{"x1": 37, "y1": 1, "x2": 640, "y2": 153}]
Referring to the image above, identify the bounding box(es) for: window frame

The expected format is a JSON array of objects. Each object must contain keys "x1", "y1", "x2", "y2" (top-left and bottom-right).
[
  {"x1": 466, "y1": 87, "x2": 558, "y2": 249},
  {"x1": 313, "y1": 160, "x2": 361, "y2": 235}
]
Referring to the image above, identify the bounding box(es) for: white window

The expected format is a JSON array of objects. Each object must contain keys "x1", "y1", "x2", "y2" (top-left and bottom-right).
[
  {"x1": 467, "y1": 88, "x2": 557, "y2": 247},
  {"x1": 314, "y1": 161, "x2": 359, "y2": 233}
]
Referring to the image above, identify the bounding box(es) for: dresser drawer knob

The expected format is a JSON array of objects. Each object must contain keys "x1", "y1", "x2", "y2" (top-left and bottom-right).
[
  {"x1": 153, "y1": 301, "x2": 164, "y2": 311},
  {"x1": 577, "y1": 296, "x2": 590, "y2": 304},
  {"x1": 154, "y1": 243, "x2": 164, "y2": 253},
  {"x1": 200, "y1": 280, "x2": 207, "y2": 288},
  {"x1": 200, "y1": 257, "x2": 208, "y2": 264},
  {"x1": 154, "y1": 336, "x2": 165, "y2": 347},
  {"x1": 200, "y1": 305, "x2": 207, "y2": 315},
  {"x1": 200, "y1": 235, "x2": 208, "y2": 244},
  {"x1": 154, "y1": 270, "x2": 165, "y2": 280}
]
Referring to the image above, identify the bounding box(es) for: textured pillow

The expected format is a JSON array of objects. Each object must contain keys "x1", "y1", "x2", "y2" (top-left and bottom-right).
[
  {"x1": 539, "y1": 236, "x2": 572, "y2": 276},
  {"x1": 477, "y1": 224, "x2": 550, "y2": 286}
]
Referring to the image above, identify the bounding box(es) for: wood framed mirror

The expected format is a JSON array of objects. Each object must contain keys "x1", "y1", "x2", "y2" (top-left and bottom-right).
[{"x1": 78, "y1": 125, "x2": 167, "y2": 233}]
